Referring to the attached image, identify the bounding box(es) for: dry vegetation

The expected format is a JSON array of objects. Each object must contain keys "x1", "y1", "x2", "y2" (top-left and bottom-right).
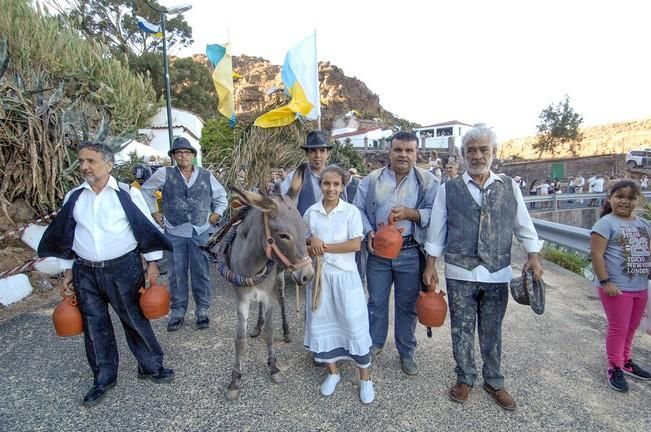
[{"x1": 500, "y1": 118, "x2": 651, "y2": 160}]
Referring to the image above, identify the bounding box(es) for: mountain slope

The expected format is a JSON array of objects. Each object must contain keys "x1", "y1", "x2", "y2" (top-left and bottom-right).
[{"x1": 499, "y1": 119, "x2": 651, "y2": 159}]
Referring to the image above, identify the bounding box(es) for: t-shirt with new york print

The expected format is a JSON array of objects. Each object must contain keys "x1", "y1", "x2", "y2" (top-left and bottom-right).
[{"x1": 592, "y1": 214, "x2": 651, "y2": 292}]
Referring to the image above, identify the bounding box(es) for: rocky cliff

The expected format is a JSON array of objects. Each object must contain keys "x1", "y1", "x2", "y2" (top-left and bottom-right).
[{"x1": 192, "y1": 54, "x2": 416, "y2": 130}]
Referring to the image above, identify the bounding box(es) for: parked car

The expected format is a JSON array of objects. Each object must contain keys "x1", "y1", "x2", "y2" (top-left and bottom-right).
[{"x1": 626, "y1": 149, "x2": 651, "y2": 169}]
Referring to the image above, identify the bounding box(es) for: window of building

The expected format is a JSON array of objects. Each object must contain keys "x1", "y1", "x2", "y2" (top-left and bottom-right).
[{"x1": 436, "y1": 127, "x2": 453, "y2": 136}]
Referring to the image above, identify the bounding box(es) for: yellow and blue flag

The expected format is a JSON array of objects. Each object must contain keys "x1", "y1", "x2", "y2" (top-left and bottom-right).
[
  {"x1": 255, "y1": 33, "x2": 320, "y2": 128},
  {"x1": 206, "y1": 43, "x2": 236, "y2": 126}
]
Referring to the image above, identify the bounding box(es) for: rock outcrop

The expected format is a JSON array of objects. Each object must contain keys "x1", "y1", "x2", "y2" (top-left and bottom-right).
[{"x1": 193, "y1": 54, "x2": 416, "y2": 129}]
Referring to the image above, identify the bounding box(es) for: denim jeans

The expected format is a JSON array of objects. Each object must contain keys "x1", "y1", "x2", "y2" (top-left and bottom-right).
[
  {"x1": 73, "y1": 250, "x2": 164, "y2": 387},
  {"x1": 366, "y1": 246, "x2": 423, "y2": 359},
  {"x1": 166, "y1": 229, "x2": 211, "y2": 319},
  {"x1": 446, "y1": 279, "x2": 508, "y2": 389}
]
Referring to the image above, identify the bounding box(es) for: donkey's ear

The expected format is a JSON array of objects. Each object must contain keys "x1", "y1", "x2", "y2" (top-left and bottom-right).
[
  {"x1": 285, "y1": 163, "x2": 307, "y2": 202},
  {"x1": 231, "y1": 186, "x2": 278, "y2": 213}
]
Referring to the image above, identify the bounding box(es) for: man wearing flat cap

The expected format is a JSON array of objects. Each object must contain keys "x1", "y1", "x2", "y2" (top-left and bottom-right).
[
  {"x1": 141, "y1": 137, "x2": 228, "y2": 332},
  {"x1": 422, "y1": 125, "x2": 543, "y2": 411},
  {"x1": 281, "y1": 131, "x2": 342, "y2": 215}
]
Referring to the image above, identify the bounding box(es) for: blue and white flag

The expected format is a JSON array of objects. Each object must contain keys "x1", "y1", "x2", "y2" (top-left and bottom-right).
[{"x1": 136, "y1": 16, "x2": 162, "y2": 37}]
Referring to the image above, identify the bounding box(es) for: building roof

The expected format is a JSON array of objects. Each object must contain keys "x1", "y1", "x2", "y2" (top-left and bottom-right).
[
  {"x1": 332, "y1": 128, "x2": 381, "y2": 139},
  {"x1": 416, "y1": 120, "x2": 473, "y2": 129}
]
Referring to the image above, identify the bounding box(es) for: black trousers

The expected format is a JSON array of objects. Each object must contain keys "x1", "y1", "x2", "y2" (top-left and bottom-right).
[{"x1": 73, "y1": 250, "x2": 164, "y2": 386}]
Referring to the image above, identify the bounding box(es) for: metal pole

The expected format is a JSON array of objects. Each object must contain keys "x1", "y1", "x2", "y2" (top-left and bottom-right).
[{"x1": 161, "y1": 12, "x2": 174, "y2": 152}]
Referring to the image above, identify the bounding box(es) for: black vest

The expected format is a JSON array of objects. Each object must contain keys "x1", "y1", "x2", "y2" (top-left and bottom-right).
[{"x1": 38, "y1": 185, "x2": 172, "y2": 260}]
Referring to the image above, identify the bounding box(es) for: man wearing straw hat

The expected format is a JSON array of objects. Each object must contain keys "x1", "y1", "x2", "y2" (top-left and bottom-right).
[{"x1": 141, "y1": 137, "x2": 228, "y2": 332}]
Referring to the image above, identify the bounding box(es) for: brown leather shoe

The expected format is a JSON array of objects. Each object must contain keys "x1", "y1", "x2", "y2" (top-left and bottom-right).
[
  {"x1": 448, "y1": 383, "x2": 471, "y2": 403},
  {"x1": 482, "y1": 383, "x2": 516, "y2": 411}
]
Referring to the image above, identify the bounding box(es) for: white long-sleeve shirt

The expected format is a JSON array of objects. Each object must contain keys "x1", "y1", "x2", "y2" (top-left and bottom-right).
[
  {"x1": 58, "y1": 177, "x2": 163, "y2": 270},
  {"x1": 424, "y1": 171, "x2": 543, "y2": 283}
]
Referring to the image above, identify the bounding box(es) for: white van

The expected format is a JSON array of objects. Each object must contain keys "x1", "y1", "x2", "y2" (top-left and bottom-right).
[{"x1": 626, "y1": 149, "x2": 651, "y2": 169}]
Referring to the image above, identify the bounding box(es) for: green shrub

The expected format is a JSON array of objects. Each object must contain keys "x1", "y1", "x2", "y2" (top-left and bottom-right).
[{"x1": 541, "y1": 244, "x2": 590, "y2": 275}]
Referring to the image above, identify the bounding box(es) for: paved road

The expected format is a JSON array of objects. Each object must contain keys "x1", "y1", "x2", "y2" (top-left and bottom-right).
[{"x1": 1, "y1": 246, "x2": 650, "y2": 431}]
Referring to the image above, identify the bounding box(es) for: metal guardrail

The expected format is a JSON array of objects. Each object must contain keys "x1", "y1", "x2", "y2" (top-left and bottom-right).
[
  {"x1": 531, "y1": 218, "x2": 591, "y2": 255},
  {"x1": 522, "y1": 191, "x2": 651, "y2": 211}
]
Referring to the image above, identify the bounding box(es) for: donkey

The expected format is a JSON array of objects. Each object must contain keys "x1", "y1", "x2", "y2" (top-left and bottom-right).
[{"x1": 210, "y1": 187, "x2": 314, "y2": 401}]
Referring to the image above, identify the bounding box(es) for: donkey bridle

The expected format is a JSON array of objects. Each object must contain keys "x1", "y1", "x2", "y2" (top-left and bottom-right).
[{"x1": 263, "y1": 212, "x2": 311, "y2": 273}]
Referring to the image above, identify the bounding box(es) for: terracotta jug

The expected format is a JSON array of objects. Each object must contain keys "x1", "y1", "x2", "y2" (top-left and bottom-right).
[
  {"x1": 416, "y1": 283, "x2": 447, "y2": 328},
  {"x1": 52, "y1": 288, "x2": 83, "y2": 337},
  {"x1": 372, "y1": 216, "x2": 404, "y2": 259},
  {"x1": 139, "y1": 277, "x2": 170, "y2": 320}
]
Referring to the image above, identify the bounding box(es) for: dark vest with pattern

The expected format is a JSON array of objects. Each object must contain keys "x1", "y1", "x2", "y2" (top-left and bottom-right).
[
  {"x1": 444, "y1": 175, "x2": 517, "y2": 272},
  {"x1": 162, "y1": 167, "x2": 212, "y2": 226},
  {"x1": 38, "y1": 184, "x2": 172, "y2": 260}
]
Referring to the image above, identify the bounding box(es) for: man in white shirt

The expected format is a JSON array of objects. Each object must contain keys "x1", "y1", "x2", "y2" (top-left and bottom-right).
[
  {"x1": 575, "y1": 174, "x2": 586, "y2": 203},
  {"x1": 38, "y1": 142, "x2": 174, "y2": 408},
  {"x1": 422, "y1": 126, "x2": 544, "y2": 411}
]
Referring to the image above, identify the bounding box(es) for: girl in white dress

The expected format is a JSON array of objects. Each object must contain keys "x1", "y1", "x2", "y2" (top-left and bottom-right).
[{"x1": 303, "y1": 165, "x2": 375, "y2": 404}]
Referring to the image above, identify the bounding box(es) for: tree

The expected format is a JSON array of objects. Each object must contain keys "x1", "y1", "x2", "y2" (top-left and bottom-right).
[
  {"x1": 200, "y1": 117, "x2": 239, "y2": 169},
  {"x1": 534, "y1": 95, "x2": 584, "y2": 158},
  {"x1": 331, "y1": 139, "x2": 367, "y2": 174},
  {"x1": 57, "y1": 0, "x2": 193, "y2": 55},
  {"x1": 169, "y1": 58, "x2": 217, "y2": 120}
]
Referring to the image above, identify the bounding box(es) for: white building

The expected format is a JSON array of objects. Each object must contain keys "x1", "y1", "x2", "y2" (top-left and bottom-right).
[
  {"x1": 413, "y1": 120, "x2": 473, "y2": 152},
  {"x1": 332, "y1": 128, "x2": 393, "y2": 150},
  {"x1": 138, "y1": 107, "x2": 205, "y2": 166}
]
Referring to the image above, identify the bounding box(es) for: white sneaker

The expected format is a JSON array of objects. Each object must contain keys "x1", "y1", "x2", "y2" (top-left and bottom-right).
[
  {"x1": 359, "y1": 380, "x2": 375, "y2": 404},
  {"x1": 320, "y1": 373, "x2": 340, "y2": 396}
]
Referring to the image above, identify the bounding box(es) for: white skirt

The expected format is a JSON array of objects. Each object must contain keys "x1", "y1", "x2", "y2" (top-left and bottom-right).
[{"x1": 304, "y1": 266, "x2": 372, "y2": 362}]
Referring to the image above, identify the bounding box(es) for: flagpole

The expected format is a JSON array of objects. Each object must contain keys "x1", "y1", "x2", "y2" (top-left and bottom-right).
[{"x1": 314, "y1": 29, "x2": 321, "y2": 131}]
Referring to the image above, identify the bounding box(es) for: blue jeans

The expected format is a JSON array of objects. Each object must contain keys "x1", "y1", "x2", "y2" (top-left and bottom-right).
[
  {"x1": 366, "y1": 246, "x2": 423, "y2": 359},
  {"x1": 166, "y1": 229, "x2": 211, "y2": 319},
  {"x1": 73, "y1": 250, "x2": 164, "y2": 386},
  {"x1": 446, "y1": 279, "x2": 508, "y2": 389}
]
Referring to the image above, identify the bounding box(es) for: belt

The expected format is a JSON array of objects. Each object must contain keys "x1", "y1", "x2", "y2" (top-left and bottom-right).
[
  {"x1": 75, "y1": 250, "x2": 138, "y2": 268},
  {"x1": 401, "y1": 235, "x2": 418, "y2": 249}
]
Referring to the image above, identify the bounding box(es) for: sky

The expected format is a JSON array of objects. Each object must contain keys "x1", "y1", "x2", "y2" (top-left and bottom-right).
[{"x1": 164, "y1": 0, "x2": 651, "y2": 140}]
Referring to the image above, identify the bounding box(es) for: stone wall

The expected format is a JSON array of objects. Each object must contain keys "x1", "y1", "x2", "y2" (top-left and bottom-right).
[{"x1": 499, "y1": 154, "x2": 626, "y2": 181}]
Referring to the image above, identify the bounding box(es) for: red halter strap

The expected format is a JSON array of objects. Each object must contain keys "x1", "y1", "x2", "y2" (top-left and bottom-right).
[{"x1": 263, "y1": 213, "x2": 312, "y2": 272}]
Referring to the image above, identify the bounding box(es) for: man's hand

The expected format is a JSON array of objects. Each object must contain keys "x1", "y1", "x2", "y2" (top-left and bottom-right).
[
  {"x1": 209, "y1": 212, "x2": 220, "y2": 225},
  {"x1": 390, "y1": 206, "x2": 419, "y2": 223},
  {"x1": 152, "y1": 212, "x2": 164, "y2": 228},
  {"x1": 523, "y1": 253, "x2": 544, "y2": 280},
  {"x1": 422, "y1": 257, "x2": 439, "y2": 290},
  {"x1": 146, "y1": 261, "x2": 160, "y2": 282},
  {"x1": 63, "y1": 269, "x2": 73, "y2": 291},
  {"x1": 366, "y1": 231, "x2": 375, "y2": 254}
]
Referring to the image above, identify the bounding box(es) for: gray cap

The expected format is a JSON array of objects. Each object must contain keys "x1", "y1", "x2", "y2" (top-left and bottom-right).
[{"x1": 510, "y1": 270, "x2": 545, "y2": 315}]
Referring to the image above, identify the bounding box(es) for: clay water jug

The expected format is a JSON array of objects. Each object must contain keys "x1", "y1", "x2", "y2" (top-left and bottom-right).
[
  {"x1": 416, "y1": 283, "x2": 447, "y2": 328},
  {"x1": 52, "y1": 288, "x2": 83, "y2": 337},
  {"x1": 372, "y1": 217, "x2": 404, "y2": 259},
  {"x1": 139, "y1": 277, "x2": 170, "y2": 319}
]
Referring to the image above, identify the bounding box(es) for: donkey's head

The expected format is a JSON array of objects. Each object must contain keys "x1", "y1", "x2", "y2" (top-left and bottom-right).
[{"x1": 232, "y1": 187, "x2": 314, "y2": 286}]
